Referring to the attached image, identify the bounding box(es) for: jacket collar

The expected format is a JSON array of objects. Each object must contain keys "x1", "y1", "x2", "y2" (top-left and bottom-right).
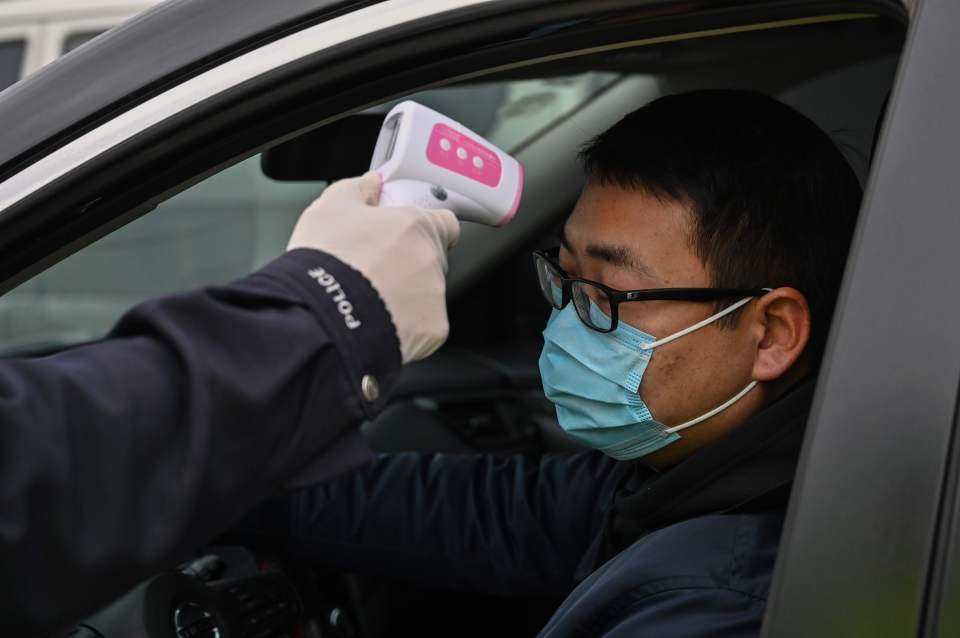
[{"x1": 591, "y1": 378, "x2": 816, "y2": 569}]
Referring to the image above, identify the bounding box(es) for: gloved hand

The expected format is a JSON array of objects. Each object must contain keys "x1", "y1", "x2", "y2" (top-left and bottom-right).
[{"x1": 288, "y1": 171, "x2": 461, "y2": 363}]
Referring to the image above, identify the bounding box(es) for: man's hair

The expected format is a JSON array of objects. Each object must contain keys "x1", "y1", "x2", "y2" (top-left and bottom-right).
[{"x1": 579, "y1": 89, "x2": 862, "y2": 363}]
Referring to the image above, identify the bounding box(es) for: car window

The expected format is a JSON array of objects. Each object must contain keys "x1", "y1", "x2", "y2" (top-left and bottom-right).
[
  {"x1": 0, "y1": 40, "x2": 24, "y2": 91},
  {"x1": 0, "y1": 72, "x2": 619, "y2": 354},
  {"x1": 63, "y1": 31, "x2": 106, "y2": 54}
]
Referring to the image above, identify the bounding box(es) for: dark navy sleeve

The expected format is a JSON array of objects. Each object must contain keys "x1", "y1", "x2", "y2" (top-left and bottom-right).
[
  {"x1": 0, "y1": 248, "x2": 400, "y2": 635},
  {"x1": 231, "y1": 451, "x2": 628, "y2": 597}
]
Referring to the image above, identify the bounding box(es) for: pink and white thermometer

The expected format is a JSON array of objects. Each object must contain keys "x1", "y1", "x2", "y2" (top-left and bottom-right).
[{"x1": 370, "y1": 101, "x2": 524, "y2": 227}]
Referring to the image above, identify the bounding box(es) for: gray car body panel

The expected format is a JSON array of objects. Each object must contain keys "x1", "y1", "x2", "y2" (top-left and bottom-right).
[{"x1": 763, "y1": 0, "x2": 960, "y2": 634}]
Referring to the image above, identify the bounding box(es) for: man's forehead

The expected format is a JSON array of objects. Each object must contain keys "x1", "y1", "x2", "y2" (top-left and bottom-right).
[
  {"x1": 565, "y1": 181, "x2": 693, "y2": 240},
  {"x1": 560, "y1": 215, "x2": 661, "y2": 282},
  {"x1": 561, "y1": 182, "x2": 699, "y2": 284}
]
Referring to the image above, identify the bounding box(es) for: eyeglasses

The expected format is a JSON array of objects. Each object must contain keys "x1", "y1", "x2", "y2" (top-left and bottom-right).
[{"x1": 532, "y1": 247, "x2": 771, "y2": 333}]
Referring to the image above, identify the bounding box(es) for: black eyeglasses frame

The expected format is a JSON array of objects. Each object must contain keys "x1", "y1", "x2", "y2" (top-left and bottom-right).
[{"x1": 533, "y1": 247, "x2": 772, "y2": 333}]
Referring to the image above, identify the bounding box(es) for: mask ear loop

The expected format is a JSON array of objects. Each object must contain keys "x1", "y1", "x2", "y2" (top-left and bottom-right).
[
  {"x1": 644, "y1": 288, "x2": 772, "y2": 432},
  {"x1": 665, "y1": 380, "x2": 759, "y2": 433},
  {"x1": 638, "y1": 290, "x2": 772, "y2": 352}
]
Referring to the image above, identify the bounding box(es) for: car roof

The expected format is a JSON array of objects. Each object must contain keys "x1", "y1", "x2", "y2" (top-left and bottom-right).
[{"x1": 0, "y1": 0, "x2": 365, "y2": 178}]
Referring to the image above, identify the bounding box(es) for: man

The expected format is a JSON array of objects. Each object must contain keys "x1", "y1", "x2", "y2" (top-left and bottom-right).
[
  {"x1": 1, "y1": 173, "x2": 460, "y2": 634},
  {"x1": 234, "y1": 89, "x2": 861, "y2": 636}
]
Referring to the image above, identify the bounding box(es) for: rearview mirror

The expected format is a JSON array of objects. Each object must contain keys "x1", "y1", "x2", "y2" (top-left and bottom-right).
[{"x1": 261, "y1": 114, "x2": 384, "y2": 182}]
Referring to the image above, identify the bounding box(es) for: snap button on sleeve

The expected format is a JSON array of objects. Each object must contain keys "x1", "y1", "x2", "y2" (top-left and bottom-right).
[{"x1": 361, "y1": 374, "x2": 380, "y2": 403}]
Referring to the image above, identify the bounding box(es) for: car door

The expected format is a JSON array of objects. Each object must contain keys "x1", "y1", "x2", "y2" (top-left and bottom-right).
[{"x1": 762, "y1": 0, "x2": 960, "y2": 636}]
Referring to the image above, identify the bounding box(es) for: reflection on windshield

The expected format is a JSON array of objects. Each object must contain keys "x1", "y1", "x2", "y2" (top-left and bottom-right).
[{"x1": 370, "y1": 72, "x2": 620, "y2": 152}]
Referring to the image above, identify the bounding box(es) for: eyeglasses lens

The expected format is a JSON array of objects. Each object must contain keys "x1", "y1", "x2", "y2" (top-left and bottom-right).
[
  {"x1": 571, "y1": 281, "x2": 613, "y2": 331},
  {"x1": 535, "y1": 255, "x2": 565, "y2": 309}
]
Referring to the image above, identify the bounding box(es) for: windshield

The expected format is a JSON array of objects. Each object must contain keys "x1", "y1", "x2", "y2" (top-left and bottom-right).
[{"x1": 0, "y1": 72, "x2": 619, "y2": 355}]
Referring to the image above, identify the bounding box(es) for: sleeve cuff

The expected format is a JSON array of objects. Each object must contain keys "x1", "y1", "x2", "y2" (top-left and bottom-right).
[
  {"x1": 283, "y1": 425, "x2": 374, "y2": 488},
  {"x1": 240, "y1": 249, "x2": 402, "y2": 419}
]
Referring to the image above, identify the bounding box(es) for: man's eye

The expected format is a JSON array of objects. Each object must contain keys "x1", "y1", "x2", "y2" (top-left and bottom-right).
[{"x1": 586, "y1": 287, "x2": 612, "y2": 312}]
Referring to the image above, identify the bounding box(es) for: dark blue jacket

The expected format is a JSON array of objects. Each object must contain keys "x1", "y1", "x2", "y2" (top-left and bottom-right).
[
  {"x1": 0, "y1": 249, "x2": 401, "y2": 635},
  {"x1": 539, "y1": 510, "x2": 785, "y2": 637},
  {"x1": 237, "y1": 383, "x2": 812, "y2": 636}
]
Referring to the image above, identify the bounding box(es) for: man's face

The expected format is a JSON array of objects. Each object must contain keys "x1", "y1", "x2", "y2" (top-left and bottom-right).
[{"x1": 559, "y1": 180, "x2": 766, "y2": 465}]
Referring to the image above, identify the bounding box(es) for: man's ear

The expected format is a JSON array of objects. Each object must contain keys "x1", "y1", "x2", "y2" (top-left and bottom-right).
[{"x1": 751, "y1": 287, "x2": 811, "y2": 381}]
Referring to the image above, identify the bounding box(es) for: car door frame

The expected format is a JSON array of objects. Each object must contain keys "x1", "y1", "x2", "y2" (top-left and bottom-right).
[{"x1": 762, "y1": 0, "x2": 960, "y2": 634}]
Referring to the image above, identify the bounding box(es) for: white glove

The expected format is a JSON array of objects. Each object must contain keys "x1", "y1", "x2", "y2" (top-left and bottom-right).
[{"x1": 288, "y1": 171, "x2": 461, "y2": 364}]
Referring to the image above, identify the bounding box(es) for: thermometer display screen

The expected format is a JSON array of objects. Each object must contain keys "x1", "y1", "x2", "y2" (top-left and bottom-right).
[{"x1": 372, "y1": 113, "x2": 402, "y2": 168}]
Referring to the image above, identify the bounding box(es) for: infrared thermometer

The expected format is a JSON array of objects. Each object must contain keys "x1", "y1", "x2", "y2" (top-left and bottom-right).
[{"x1": 369, "y1": 101, "x2": 524, "y2": 226}]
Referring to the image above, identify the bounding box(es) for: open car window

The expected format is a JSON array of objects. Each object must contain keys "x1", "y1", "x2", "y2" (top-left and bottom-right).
[
  {"x1": 0, "y1": 12, "x2": 902, "y2": 361},
  {"x1": 0, "y1": 71, "x2": 621, "y2": 355}
]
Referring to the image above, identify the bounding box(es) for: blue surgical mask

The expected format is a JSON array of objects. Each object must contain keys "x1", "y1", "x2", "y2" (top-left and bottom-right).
[{"x1": 539, "y1": 296, "x2": 758, "y2": 460}]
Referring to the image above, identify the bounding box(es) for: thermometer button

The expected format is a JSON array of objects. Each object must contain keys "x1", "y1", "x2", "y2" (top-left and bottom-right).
[{"x1": 427, "y1": 123, "x2": 502, "y2": 187}]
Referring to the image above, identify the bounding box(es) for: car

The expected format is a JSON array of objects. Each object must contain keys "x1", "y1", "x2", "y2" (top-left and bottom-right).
[{"x1": 0, "y1": 0, "x2": 952, "y2": 636}]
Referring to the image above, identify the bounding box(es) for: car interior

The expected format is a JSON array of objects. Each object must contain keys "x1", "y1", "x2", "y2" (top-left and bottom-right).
[{"x1": 0, "y1": 7, "x2": 907, "y2": 637}]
